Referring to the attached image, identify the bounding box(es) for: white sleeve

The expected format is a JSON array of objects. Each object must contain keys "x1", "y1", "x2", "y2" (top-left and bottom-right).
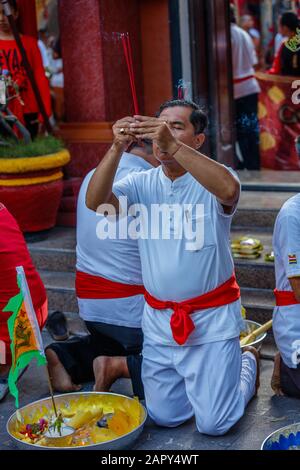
[
  {"x1": 112, "y1": 174, "x2": 139, "y2": 212},
  {"x1": 278, "y1": 215, "x2": 300, "y2": 278},
  {"x1": 214, "y1": 166, "x2": 241, "y2": 218},
  {"x1": 244, "y1": 30, "x2": 258, "y2": 66}
]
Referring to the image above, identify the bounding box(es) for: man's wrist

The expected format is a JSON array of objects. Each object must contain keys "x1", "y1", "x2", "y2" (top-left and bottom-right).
[
  {"x1": 167, "y1": 140, "x2": 182, "y2": 158},
  {"x1": 111, "y1": 140, "x2": 126, "y2": 154}
]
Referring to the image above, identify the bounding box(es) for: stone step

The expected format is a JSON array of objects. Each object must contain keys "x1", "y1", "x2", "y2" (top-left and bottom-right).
[
  {"x1": 238, "y1": 169, "x2": 300, "y2": 193},
  {"x1": 232, "y1": 191, "x2": 296, "y2": 230},
  {"x1": 28, "y1": 227, "x2": 76, "y2": 272},
  {"x1": 39, "y1": 270, "x2": 78, "y2": 314},
  {"x1": 240, "y1": 287, "x2": 274, "y2": 325},
  {"x1": 232, "y1": 229, "x2": 275, "y2": 289}
]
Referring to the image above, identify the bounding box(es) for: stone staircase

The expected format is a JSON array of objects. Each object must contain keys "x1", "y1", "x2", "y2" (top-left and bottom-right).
[
  {"x1": 27, "y1": 187, "x2": 298, "y2": 339},
  {"x1": 232, "y1": 190, "x2": 298, "y2": 327}
]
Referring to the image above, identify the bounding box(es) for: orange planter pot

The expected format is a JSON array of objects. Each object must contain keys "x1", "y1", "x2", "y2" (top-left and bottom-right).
[{"x1": 0, "y1": 150, "x2": 71, "y2": 232}]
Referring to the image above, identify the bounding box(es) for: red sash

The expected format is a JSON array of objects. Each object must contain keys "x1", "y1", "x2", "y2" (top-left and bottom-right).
[
  {"x1": 233, "y1": 75, "x2": 254, "y2": 84},
  {"x1": 76, "y1": 270, "x2": 145, "y2": 300},
  {"x1": 274, "y1": 289, "x2": 300, "y2": 307},
  {"x1": 145, "y1": 274, "x2": 240, "y2": 345}
]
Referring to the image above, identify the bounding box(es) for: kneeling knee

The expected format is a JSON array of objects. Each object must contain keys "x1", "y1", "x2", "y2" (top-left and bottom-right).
[
  {"x1": 149, "y1": 410, "x2": 188, "y2": 429},
  {"x1": 196, "y1": 415, "x2": 232, "y2": 436}
]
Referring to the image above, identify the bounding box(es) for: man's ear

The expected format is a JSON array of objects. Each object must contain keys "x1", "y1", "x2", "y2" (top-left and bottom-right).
[{"x1": 195, "y1": 133, "x2": 205, "y2": 150}]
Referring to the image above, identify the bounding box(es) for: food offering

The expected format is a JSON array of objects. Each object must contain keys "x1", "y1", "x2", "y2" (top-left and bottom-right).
[
  {"x1": 231, "y1": 236, "x2": 263, "y2": 260},
  {"x1": 239, "y1": 320, "x2": 268, "y2": 350},
  {"x1": 7, "y1": 392, "x2": 147, "y2": 450}
]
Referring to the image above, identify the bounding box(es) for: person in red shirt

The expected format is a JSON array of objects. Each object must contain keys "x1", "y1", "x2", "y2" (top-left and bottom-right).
[
  {"x1": 0, "y1": 204, "x2": 48, "y2": 400},
  {"x1": 269, "y1": 12, "x2": 300, "y2": 76},
  {"x1": 0, "y1": 0, "x2": 52, "y2": 137}
]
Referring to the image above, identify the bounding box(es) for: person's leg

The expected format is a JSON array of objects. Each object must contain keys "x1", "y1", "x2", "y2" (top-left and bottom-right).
[
  {"x1": 280, "y1": 358, "x2": 300, "y2": 398},
  {"x1": 45, "y1": 346, "x2": 82, "y2": 393},
  {"x1": 87, "y1": 322, "x2": 144, "y2": 396},
  {"x1": 142, "y1": 338, "x2": 194, "y2": 427},
  {"x1": 177, "y1": 338, "x2": 257, "y2": 436},
  {"x1": 126, "y1": 354, "x2": 144, "y2": 399},
  {"x1": 235, "y1": 94, "x2": 260, "y2": 170},
  {"x1": 271, "y1": 352, "x2": 284, "y2": 396},
  {"x1": 45, "y1": 335, "x2": 96, "y2": 391}
]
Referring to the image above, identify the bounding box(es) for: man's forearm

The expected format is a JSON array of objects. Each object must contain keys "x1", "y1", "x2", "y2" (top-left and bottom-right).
[
  {"x1": 86, "y1": 142, "x2": 123, "y2": 211},
  {"x1": 172, "y1": 143, "x2": 240, "y2": 205}
]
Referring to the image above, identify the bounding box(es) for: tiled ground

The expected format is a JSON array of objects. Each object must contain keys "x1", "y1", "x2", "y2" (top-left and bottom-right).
[{"x1": 1, "y1": 328, "x2": 300, "y2": 451}]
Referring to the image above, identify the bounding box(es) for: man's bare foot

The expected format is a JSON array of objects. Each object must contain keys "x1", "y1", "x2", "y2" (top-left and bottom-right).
[
  {"x1": 93, "y1": 356, "x2": 130, "y2": 392},
  {"x1": 271, "y1": 352, "x2": 284, "y2": 396},
  {"x1": 243, "y1": 346, "x2": 260, "y2": 396},
  {"x1": 45, "y1": 348, "x2": 82, "y2": 393}
]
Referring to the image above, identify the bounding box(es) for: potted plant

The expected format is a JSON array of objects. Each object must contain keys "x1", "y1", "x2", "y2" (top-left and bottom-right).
[{"x1": 0, "y1": 70, "x2": 70, "y2": 233}]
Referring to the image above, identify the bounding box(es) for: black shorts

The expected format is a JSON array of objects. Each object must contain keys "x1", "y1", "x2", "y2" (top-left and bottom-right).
[
  {"x1": 46, "y1": 321, "x2": 144, "y2": 399},
  {"x1": 280, "y1": 359, "x2": 300, "y2": 398}
]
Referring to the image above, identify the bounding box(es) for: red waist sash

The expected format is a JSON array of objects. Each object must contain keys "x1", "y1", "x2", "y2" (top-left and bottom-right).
[
  {"x1": 274, "y1": 289, "x2": 300, "y2": 307},
  {"x1": 76, "y1": 270, "x2": 145, "y2": 300},
  {"x1": 145, "y1": 274, "x2": 240, "y2": 345},
  {"x1": 233, "y1": 75, "x2": 254, "y2": 84}
]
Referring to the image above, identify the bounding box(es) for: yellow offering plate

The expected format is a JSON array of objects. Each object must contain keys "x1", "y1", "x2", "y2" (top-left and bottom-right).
[
  {"x1": 240, "y1": 320, "x2": 267, "y2": 351},
  {"x1": 231, "y1": 236, "x2": 264, "y2": 259},
  {"x1": 7, "y1": 392, "x2": 147, "y2": 450}
]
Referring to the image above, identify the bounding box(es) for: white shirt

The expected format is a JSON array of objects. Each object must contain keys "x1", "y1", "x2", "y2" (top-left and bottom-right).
[
  {"x1": 38, "y1": 40, "x2": 50, "y2": 69},
  {"x1": 231, "y1": 24, "x2": 261, "y2": 100},
  {"x1": 275, "y1": 33, "x2": 288, "y2": 54},
  {"x1": 249, "y1": 28, "x2": 260, "y2": 40},
  {"x1": 113, "y1": 166, "x2": 244, "y2": 346},
  {"x1": 49, "y1": 58, "x2": 64, "y2": 88},
  {"x1": 273, "y1": 194, "x2": 300, "y2": 369},
  {"x1": 76, "y1": 152, "x2": 152, "y2": 328}
]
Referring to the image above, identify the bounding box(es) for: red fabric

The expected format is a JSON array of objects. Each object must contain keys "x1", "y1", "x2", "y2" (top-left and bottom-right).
[
  {"x1": 274, "y1": 289, "x2": 300, "y2": 307},
  {"x1": 268, "y1": 44, "x2": 284, "y2": 75},
  {"x1": 145, "y1": 274, "x2": 241, "y2": 345},
  {"x1": 17, "y1": 0, "x2": 38, "y2": 38},
  {"x1": 0, "y1": 35, "x2": 52, "y2": 121},
  {"x1": 257, "y1": 73, "x2": 300, "y2": 170},
  {"x1": 76, "y1": 270, "x2": 145, "y2": 300},
  {"x1": 0, "y1": 204, "x2": 47, "y2": 364},
  {"x1": 0, "y1": 179, "x2": 63, "y2": 232},
  {"x1": 233, "y1": 75, "x2": 254, "y2": 84}
]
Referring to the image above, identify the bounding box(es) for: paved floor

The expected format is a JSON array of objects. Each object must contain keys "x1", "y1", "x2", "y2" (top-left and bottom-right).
[{"x1": 1, "y1": 330, "x2": 300, "y2": 451}]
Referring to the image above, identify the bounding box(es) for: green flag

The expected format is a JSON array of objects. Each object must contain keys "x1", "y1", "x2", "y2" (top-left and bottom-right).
[{"x1": 3, "y1": 266, "x2": 46, "y2": 407}]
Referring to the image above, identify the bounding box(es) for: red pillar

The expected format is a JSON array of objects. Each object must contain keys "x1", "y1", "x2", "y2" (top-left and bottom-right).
[
  {"x1": 17, "y1": 0, "x2": 37, "y2": 37},
  {"x1": 59, "y1": 0, "x2": 143, "y2": 123},
  {"x1": 58, "y1": 0, "x2": 143, "y2": 179}
]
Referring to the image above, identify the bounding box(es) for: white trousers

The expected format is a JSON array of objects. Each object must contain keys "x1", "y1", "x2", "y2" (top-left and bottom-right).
[{"x1": 142, "y1": 337, "x2": 257, "y2": 436}]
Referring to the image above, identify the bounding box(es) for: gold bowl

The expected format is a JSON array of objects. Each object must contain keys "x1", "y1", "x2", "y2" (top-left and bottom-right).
[
  {"x1": 44, "y1": 425, "x2": 75, "y2": 447},
  {"x1": 7, "y1": 392, "x2": 147, "y2": 450}
]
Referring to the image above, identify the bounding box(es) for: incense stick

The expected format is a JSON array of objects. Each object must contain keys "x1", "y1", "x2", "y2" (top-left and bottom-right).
[
  {"x1": 45, "y1": 365, "x2": 58, "y2": 418},
  {"x1": 121, "y1": 33, "x2": 139, "y2": 115}
]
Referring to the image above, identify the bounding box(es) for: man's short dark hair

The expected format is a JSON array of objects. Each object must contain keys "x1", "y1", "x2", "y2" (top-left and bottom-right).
[
  {"x1": 281, "y1": 11, "x2": 300, "y2": 32},
  {"x1": 156, "y1": 99, "x2": 208, "y2": 135}
]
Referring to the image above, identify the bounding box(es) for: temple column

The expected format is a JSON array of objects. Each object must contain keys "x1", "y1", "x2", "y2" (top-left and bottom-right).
[
  {"x1": 58, "y1": 0, "x2": 143, "y2": 178},
  {"x1": 18, "y1": 0, "x2": 37, "y2": 37}
]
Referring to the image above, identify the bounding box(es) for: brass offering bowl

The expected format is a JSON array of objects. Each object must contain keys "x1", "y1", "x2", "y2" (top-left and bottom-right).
[{"x1": 7, "y1": 392, "x2": 147, "y2": 450}]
